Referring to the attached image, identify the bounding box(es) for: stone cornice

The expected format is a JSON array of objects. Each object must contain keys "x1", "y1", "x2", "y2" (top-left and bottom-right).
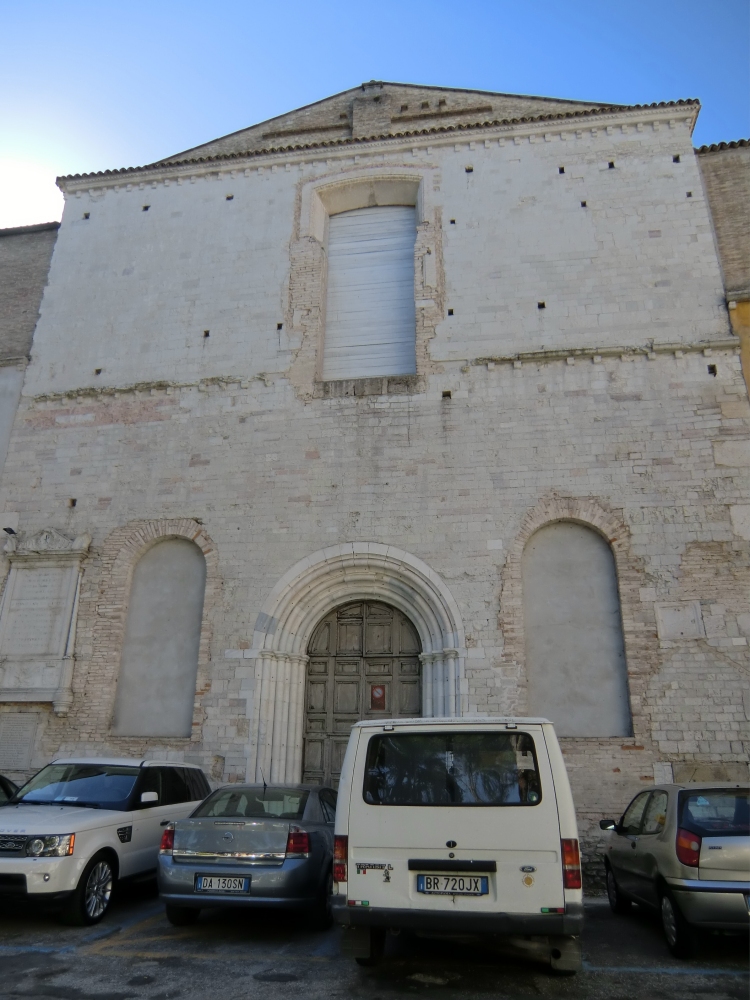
[{"x1": 58, "y1": 102, "x2": 699, "y2": 195}]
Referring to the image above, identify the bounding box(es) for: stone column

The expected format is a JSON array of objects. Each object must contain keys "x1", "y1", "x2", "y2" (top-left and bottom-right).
[{"x1": 248, "y1": 651, "x2": 309, "y2": 783}]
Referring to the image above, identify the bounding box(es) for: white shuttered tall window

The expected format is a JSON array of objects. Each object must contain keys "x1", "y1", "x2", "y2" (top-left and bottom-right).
[{"x1": 323, "y1": 206, "x2": 417, "y2": 380}]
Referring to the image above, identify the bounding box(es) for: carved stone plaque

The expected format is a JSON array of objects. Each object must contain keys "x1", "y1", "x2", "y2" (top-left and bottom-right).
[
  {"x1": 0, "y1": 529, "x2": 90, "y2": 715},
  {"x1": 654, "y1": 601, "x2": 704, "y2": 641},
  {"x1": 0, "y1": 713, "x2": 38, "y2": 770}
]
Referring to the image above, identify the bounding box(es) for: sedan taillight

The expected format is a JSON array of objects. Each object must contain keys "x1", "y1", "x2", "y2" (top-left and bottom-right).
[
  {"x1": 286, "y1": 827, "x2": 310, "y2": 858},
  {"x1": 333, "y1": 834, "x2": 348, "y2": 884},
  {"x1": 159, "y1": 825, "x2": 174, "y2": 855},
  {"x1": 561, "y1": 838, "x2": 582, "y2": 889},
  {"x1": 676, "y1": 828, "x2": 701, "y2": 867}
]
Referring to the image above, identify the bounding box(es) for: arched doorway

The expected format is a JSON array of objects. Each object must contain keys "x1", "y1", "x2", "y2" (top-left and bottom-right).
[{"x1": 303, "y1": 601, "x2": 422, "y2": 785}]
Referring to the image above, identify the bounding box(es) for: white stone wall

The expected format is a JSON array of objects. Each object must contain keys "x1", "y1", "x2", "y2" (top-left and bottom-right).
[{"x1": 1, "y1": 103, "x2": 748, "y2": 888}]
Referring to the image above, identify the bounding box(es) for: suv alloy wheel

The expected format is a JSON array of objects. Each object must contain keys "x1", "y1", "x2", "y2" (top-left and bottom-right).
[{"x1": 63, "y1": 852, "x2": 115, "y2": 926}]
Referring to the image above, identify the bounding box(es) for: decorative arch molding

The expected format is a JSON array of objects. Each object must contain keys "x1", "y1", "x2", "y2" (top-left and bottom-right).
[
  {"x1": 86, "y1": 519, "x2": 220, "y2": 743},
  {"x1": 246, "y1": 542, "x2": 467, "y2": 782},
  {"x1": 500, "y1": 497, "x2": 651, "y2": 737}
]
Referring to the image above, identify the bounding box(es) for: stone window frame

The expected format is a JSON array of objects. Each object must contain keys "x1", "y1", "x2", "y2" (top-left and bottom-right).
[
  {"x1": 286, "y1": 166, "x2": 445, "y2": 401},
  {"x1": 86, "y1": 519, "x2": 220, "y2": 746},
  {"x1": 499, "y1": 497, "x2": 655, "y2": 746}
]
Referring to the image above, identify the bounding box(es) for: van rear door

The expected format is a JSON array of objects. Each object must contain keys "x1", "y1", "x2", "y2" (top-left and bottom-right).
[{"x1": 346, "y1": 725, "x2": 565, "y2": 915}]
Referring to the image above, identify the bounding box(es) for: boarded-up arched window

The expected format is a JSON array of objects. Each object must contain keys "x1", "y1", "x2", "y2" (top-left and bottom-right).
[
  {"x1": 522, "y1": 522, "x2": 631, "y2": 737},
  {"x1": 112, "y1": 539, "x2": 206, "y2": 737},
  {"x1": 322, "y1": 206, "x2": 417, "y2": 380}
]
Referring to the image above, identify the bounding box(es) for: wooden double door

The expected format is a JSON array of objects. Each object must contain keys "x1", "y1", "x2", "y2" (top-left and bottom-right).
[{"x1": 303, "y1": 601, "x2": 422, "y2": 785}]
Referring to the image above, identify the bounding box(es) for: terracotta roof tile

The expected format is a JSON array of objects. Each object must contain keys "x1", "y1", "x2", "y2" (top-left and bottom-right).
[
  {"x1": 58, "y1": 99, "x2": 699, "y2": 183},
  {"x1": 696, "y1": 139, "x2": 749, "y2": 154}
]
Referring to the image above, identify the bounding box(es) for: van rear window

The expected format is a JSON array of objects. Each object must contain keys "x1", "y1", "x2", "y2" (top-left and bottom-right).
[{"x1": 363, "y1": 731, "x2": 541, "y2": 806}]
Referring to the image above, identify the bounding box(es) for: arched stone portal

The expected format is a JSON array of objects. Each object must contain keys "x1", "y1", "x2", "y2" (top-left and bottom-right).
[
  {"x1": 245, "y1": 543, "x2": 466, "y2": 783},
  {"x1": 304, "y1": 601, "x2": 422, "y2": 785}
]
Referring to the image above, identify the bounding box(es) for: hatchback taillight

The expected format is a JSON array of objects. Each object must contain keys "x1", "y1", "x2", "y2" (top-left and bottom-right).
[
  {"x1": 676, "y1": 828, "x2": 701, "y2": 867},
  {"x1": 561, "y1": 838, "x2": 581, "y2": 889},
  {"x1": 159, "y1": 825, "x2": 174, "y2": 855},
  {"x1": 333, "y1": 834, "x2": 348, "y2": 884},
  {"x1": 286, "y1": 828, "x2": 310, "y2": 858}
]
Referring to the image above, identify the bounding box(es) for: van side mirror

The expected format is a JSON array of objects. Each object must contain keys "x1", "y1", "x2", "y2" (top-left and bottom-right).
[
  {"x1": 599, "y1": 819, "x2": 616, "y2": 831},
  {"x1": 141, "y1": 791, "x2": 159, "y2": 804}
]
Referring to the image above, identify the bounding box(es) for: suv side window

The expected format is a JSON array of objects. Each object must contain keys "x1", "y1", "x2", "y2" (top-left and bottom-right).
[
  {"x1": 620, "y1": 791, "x2": 651, "y2": 835},
  {"x1": 161, "y1": 767, "x2": 192, "y2": 805},
  {"x1": 185, "y1": 768, "x2": 209, "y2": 801},
  {"x1": 641, "y1": 791, "x2": 669, "y2": 835},
  {"x1": 319, "y1": 789, "x2": 337, "y2": 824},
  {"x1": 135, "y1": 767, "x2": 162, "y2": 808}
]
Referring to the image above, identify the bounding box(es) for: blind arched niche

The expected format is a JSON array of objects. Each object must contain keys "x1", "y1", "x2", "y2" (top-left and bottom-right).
[
  {"x1": 112, "y1": 538, "x2": 207, "y2": 737},
  {"x1": 522, "y1": 521, "x2": 631, "y2": 737}
]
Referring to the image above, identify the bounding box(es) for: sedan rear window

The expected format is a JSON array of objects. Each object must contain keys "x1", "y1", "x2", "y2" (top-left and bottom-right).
[
  {"x1": 679, "y1": 789, "x2": 749, "y2": 837},
  {"x1": 13, "y1": 764, "x2": 140, "y2": 810},
  {"x1": 193, "y1": 787, "x2": 309, "y2": 820},
  {"x1": 363, "y1": 731, "x2": 541, "y2": 806}
]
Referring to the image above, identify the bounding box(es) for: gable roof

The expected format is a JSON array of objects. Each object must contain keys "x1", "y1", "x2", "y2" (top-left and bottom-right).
[{"x1": 156, "y1": 81, "x2": 625, "y2": 165}]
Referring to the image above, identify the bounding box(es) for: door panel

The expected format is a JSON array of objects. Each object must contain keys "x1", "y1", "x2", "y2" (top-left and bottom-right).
[{"x1": 303, "y1": 602, "x2": 422, "y2": 785}]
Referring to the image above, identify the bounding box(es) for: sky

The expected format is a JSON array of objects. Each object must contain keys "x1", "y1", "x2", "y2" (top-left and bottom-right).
[{"x1": 1, "y1": 0, "x2": 748, "y2": 229}]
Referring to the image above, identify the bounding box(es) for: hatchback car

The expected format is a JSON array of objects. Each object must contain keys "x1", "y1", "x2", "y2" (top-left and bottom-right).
[
  {"x1": 0, "y1": 758, "x2": 211, "y2": 924},
  {"x1": 157, "y1": 783, "x2": 336, "y2": 927},
  {"x1": 601, "y1": 782, "x2": 749, "y2": 957}
]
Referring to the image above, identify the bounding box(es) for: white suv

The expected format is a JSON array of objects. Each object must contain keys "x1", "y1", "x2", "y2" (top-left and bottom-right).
[{"x1": 0, "y1": 758, "x2": 211, "y2": 924}]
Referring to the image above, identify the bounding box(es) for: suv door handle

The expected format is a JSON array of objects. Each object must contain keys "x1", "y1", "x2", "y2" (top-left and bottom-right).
[{"x1": 630, "y1": 841, "x2": 637, "y2": 849}]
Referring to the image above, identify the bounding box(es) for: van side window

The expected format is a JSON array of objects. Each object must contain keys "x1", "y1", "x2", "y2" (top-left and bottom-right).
[
  {"x1": 620, "y1": 791, "x2": 651, "y2": 835},
  {"x1": 363, "y1": 731, "x2": 541, "y2": 806}
]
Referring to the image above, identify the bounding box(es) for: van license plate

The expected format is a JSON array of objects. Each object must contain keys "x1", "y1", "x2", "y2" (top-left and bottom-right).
[
  {"x1": 195, "y1": 875, "x2": 250, "y2": 893},
  {"x1": 417, "y1": 875, "x2": 488, "y2": 896}
]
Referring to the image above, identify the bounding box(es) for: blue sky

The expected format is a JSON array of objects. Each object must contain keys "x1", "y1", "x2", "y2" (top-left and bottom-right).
[{"x1": 1, "y1": 0, "x2": 748, "y2": 227}]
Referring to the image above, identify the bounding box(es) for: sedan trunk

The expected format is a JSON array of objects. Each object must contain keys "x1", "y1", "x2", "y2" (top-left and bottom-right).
[{"x1": 173, "y1": 818, "x2": 291, "y2": 866}]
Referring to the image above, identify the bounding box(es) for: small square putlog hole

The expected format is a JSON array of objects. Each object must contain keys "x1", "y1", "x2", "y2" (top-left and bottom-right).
[
  {"x1": 537, "y1": 301, "x2": 546, "y2": 310},
  {"x1": 707, "y1": 364, "x2": 717, "y2": 376},
  {"x1": 203, "y1": 330, "x2": 210, "y2": 338},
  {"x1": 442, "y1": 390, "x2": 452, "y2": 399},
  {"x1": 68, "y1": 498, "x2": 77, "y2": 508}
]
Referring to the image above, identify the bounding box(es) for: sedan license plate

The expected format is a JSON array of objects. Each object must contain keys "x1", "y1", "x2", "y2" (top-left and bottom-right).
[
  {"x1": 417, "y1": 874, "x2": 488, "y2": 896},
  {"x1": 195, "y1": 875, "x2": 250, "y2": 893}
]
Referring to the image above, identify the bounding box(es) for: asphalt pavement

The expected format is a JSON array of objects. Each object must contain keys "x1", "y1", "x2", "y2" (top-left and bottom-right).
[{"x1": 0, "y1": 883, "x2": 747, "y2": 1000}]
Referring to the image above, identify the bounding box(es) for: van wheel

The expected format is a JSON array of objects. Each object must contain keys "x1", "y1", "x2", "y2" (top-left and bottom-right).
[
  {"x1": 165, "y1": 905, "x2": 200, "y2": 927},
  {"x1": 606, "y1": 866, "x2": 631, "y2": 915},
  {"x1": 354, "y1": 927, "x2": 386, "y2": 967},
  {"x1": 61, "y1": 852, "x2": 115, "y2": 926},
  {"x1": 660, "y1": 891, "x2": 693, "y2": 959}
]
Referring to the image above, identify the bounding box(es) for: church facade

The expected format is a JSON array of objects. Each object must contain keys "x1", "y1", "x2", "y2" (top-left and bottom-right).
[{"x1": 0, "y1": 83, "x2": 748, "y2": 882}]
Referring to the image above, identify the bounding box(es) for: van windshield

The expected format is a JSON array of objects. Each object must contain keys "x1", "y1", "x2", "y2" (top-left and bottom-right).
[{"x1": 363, "y1": 731, "x2": 541, "y2": 806}]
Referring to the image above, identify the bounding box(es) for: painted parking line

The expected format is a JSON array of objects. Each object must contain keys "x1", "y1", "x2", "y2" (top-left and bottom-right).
[{"x1": 582, "y1": 962, "x2": 748, "y2": 977}]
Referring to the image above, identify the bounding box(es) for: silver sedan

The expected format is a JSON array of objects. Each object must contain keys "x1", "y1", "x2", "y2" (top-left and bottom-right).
[
  {"x1": 600, "y1": 782, "x2": 749, "y2": 957},
  {"x1": 157, "y1": 784, "x2": 337, "y2": 927}
]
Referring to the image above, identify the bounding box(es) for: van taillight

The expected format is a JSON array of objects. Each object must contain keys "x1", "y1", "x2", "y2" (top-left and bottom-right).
[
  {"x1": 159, "y1": 825, "x2": 174, "y2": 855},
  {"x1": 561, "y1": 838, "x2": 581, "y2": 889},
  {"x1": 676, "y1": 828, "x2": 701, "y2": 867},
  {"x1": 333, "y1": 834, "x2": 348, "y2": 883},
  {"x1": 286, "y1": 828, "x2": 310, "y2": 858}
]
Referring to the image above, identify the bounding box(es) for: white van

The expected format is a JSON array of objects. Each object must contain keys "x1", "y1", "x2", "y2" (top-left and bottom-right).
[{"x1": 332, "y1": 718, "x2": 583, "y2": 972}]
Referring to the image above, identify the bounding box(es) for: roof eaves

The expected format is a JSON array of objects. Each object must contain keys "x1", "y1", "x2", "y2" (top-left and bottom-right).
[
  {"x1": 0, "y1": 221, "x2": 61, "y2": 237},
  {"x1": 696, "y1": 138, "x2": 749, "y2": 154},
  {"x1": 58, "y1": 99, "x2": 700, "y2": 184}
]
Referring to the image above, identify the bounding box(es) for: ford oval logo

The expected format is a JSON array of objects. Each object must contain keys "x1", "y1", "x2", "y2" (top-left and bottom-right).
[
  {"x1": 520, "y1": 865, "x2": 536, "y2": 873},
  {"x1": 223, "y1": 832, "x2": 234, "y2": 842}
]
